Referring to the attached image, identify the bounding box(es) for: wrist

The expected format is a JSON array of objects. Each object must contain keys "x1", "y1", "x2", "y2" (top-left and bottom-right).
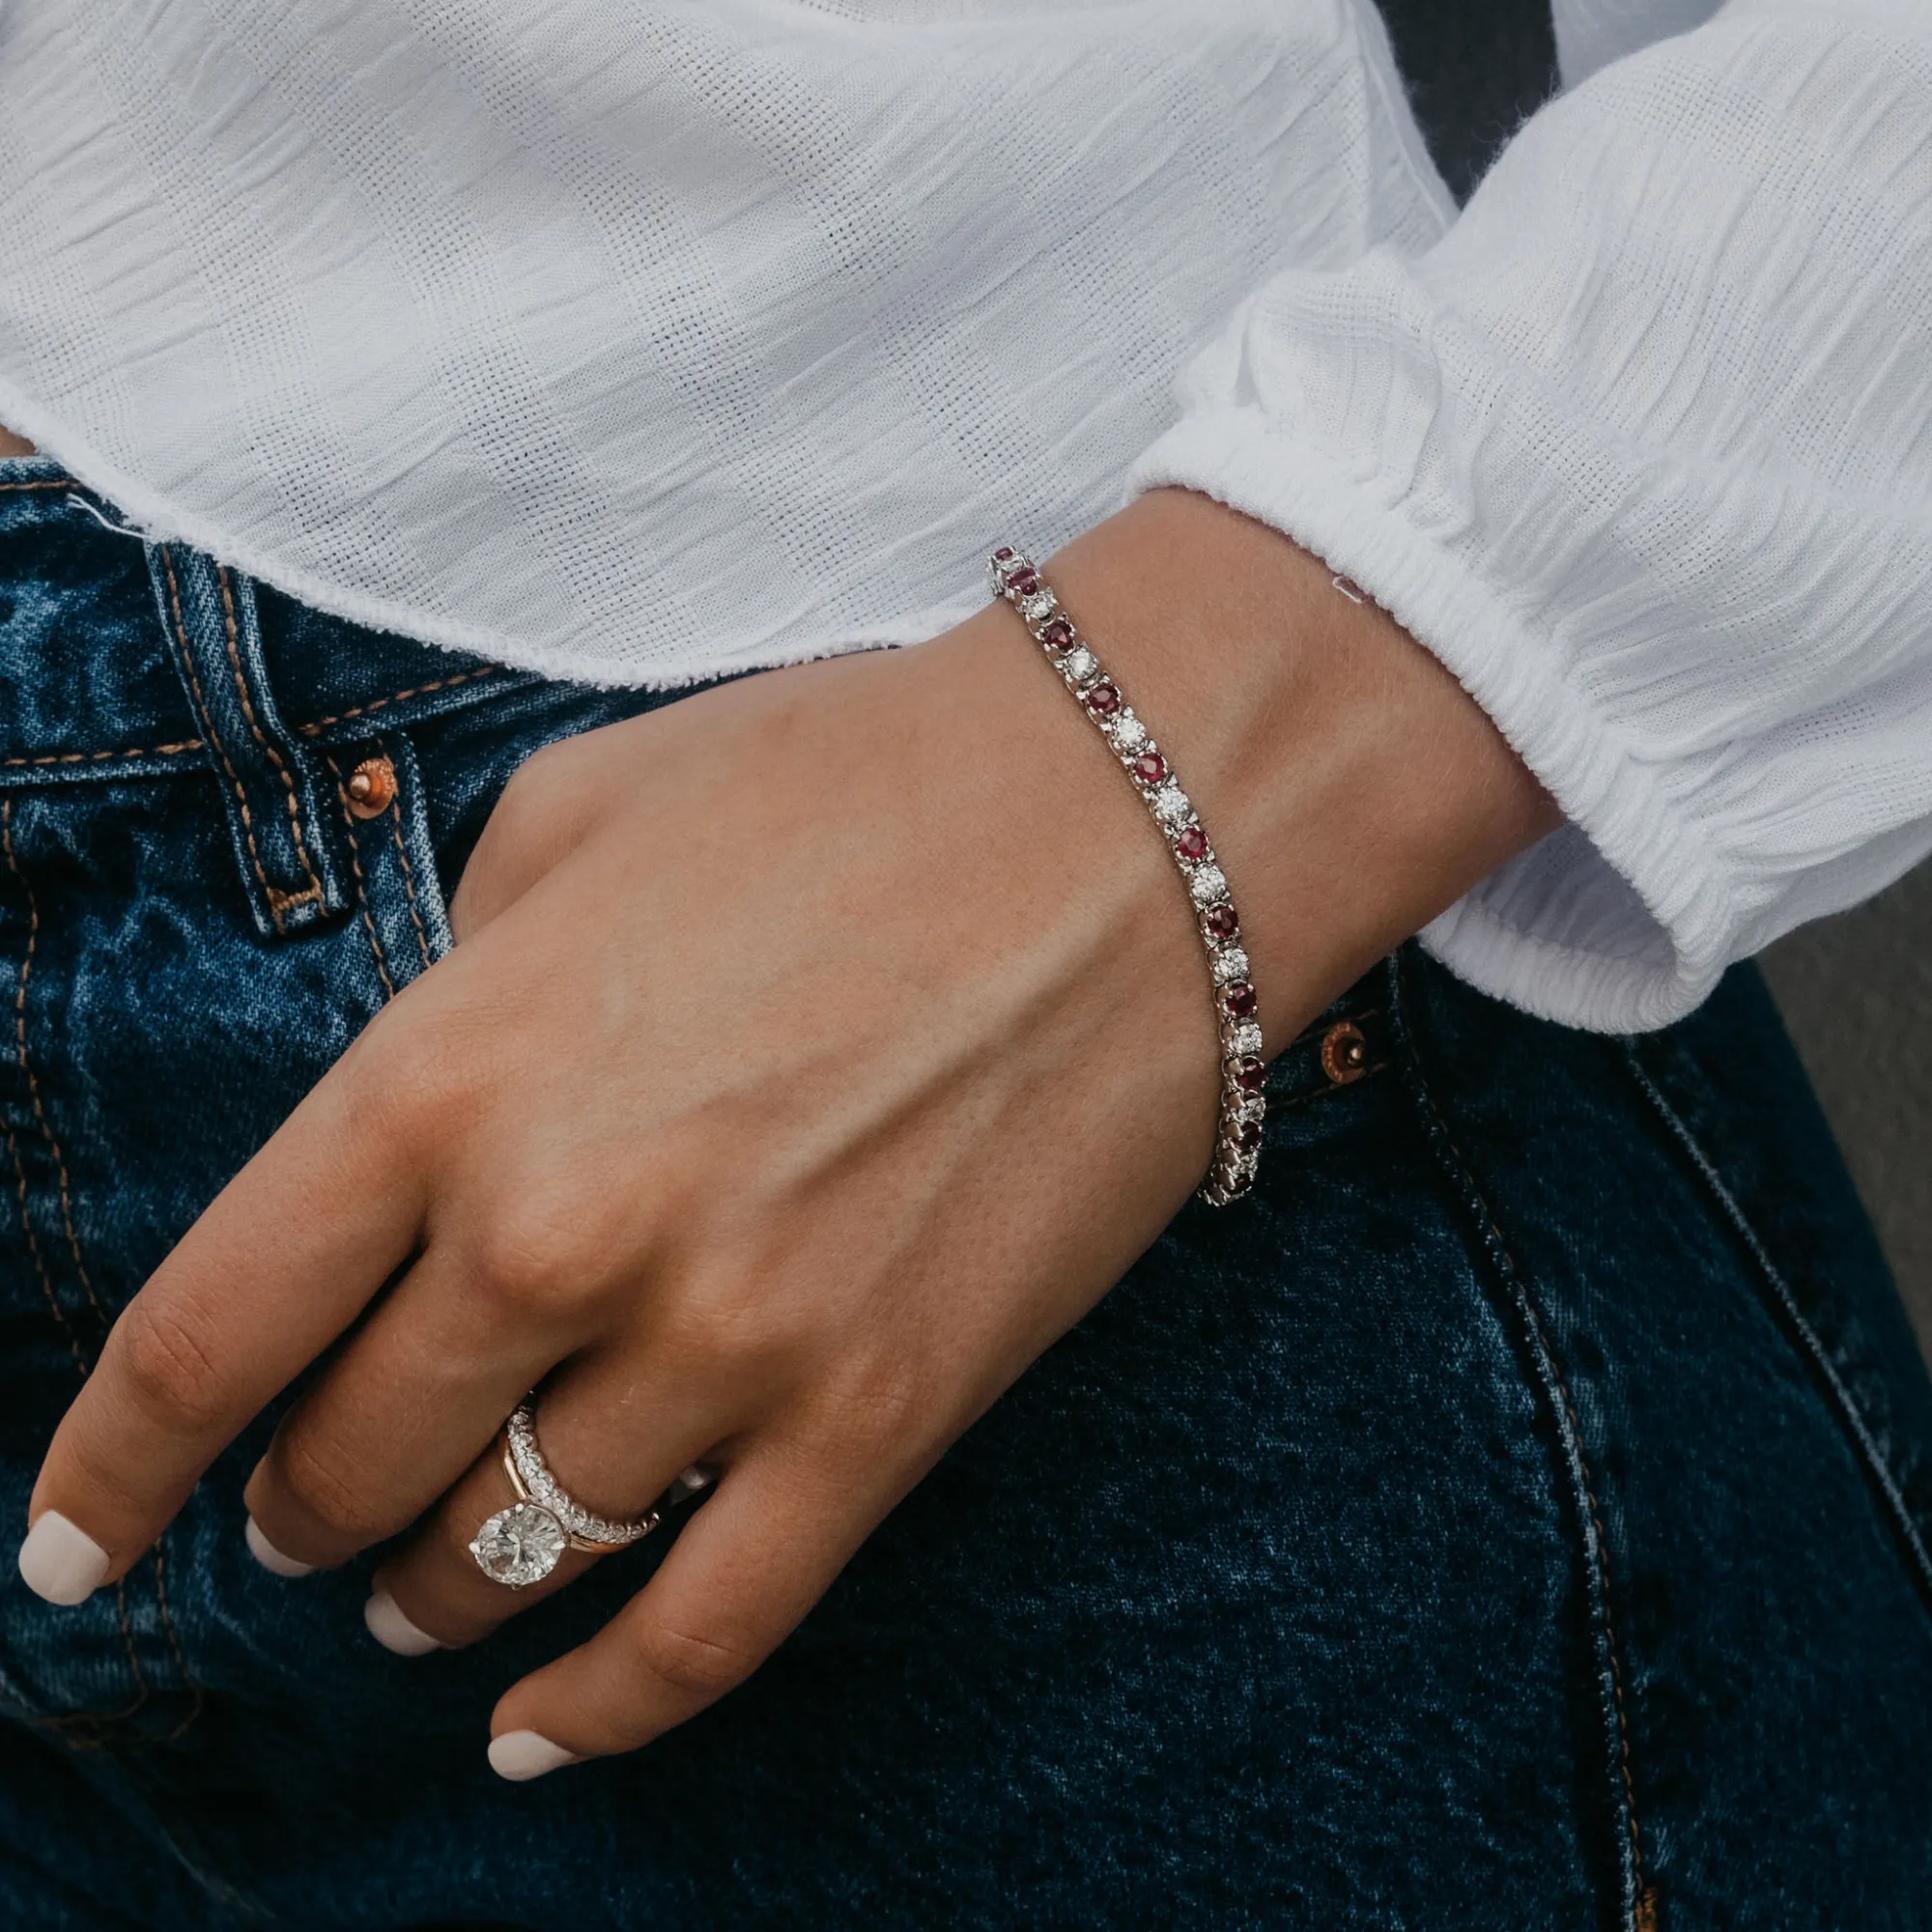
[{"x1": 1037, "y1": 491, "x2": 1560, "y2": 1041}]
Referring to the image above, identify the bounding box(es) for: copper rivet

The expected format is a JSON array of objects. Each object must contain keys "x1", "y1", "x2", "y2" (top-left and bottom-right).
[
  {"x1": 346, "y1": 754, "x2": 396, "y2": 819},
  {"x1": 1320, "y1": 1020, "x2": 1370, "y2": 1087}
]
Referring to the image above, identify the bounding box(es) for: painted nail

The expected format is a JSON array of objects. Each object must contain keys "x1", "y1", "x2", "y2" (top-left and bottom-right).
[
  {"x1": 363, "y1": 1588, "x2": 446, "y2": 1657},
  {"x1": 17, "y1": 1511, "x2": 111, "y2": 1606},
  {"x1": 488, "y1": 1730, "x2": 582, "y2": 1781},
  {"x1": 244, "y1": 1516, "x2": 315, "y2": 1578}
]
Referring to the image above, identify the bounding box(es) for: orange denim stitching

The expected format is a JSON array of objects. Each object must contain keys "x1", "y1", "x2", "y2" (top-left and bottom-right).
[
  {"x1": 296, "y1": 665, "x2": 501, "y2": 735},
  {"x1": 387, "y1": 789, "x2": 436, "y2": 975},
  {"x1": 159, "y1": 549, "x2": 288, "y2": 933},
  {"x1": 0, "y1": 479, "x2": 71, "y2": 492},
  {"x1": 216, "y1": 567, "x2": 324, "y2": 910},
  {"x1": 3, "y1": 741, "x2": 204, "y2": 770}
]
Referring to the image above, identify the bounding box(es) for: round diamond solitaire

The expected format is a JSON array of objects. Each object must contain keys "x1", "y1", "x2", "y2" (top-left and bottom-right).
[{"x1": 469, "y1": 1501, "x2": 568, "y2": 1588}]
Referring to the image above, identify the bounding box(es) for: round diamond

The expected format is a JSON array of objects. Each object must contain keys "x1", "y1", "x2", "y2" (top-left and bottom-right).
[
  {"x1": 1063, "y1": 647, "x2": 1098, "y2": 682},
  {"x1": 469, "y1": 1501, "x2": 567, "y2": 1588},
  {"x1": 1229, "y1": 1019, "x2": 1264, "y2": 1057},
  {"x1": 1212, "y1": 947, "x2": 1250, "y2": 985},
  {"x1": 1153, "y1": 786, "x2": 1192, "y2": 825},
  {"x1": 1109, "y1": 714, "x2": 1148, "y2": 751},
  {"x1": 1189, "y1": 867, "x2": 1228, "y2": 906}
]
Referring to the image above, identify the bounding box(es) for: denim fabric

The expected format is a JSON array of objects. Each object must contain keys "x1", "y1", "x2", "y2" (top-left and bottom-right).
[{"x1": 1, "y1": 462, "x2": 1929, "y2": 1930}]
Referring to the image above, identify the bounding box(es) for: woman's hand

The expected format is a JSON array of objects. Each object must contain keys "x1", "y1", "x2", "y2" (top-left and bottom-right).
[{"x1": 17, "y1": 493, "x2": 1556, "y2": 1773}]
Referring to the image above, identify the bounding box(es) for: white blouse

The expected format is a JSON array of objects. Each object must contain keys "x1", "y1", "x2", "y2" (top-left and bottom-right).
[{"x1": 1, "y1": 0, "x2": 1926, "y2": 1032}]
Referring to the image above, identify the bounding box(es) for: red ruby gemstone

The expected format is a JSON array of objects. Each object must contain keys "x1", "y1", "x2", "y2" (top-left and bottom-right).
[
  {"x1": 992, "y1": 547, "x2": 1014, "y2": 562},
  {"x1": 1205, "y1": 904, "x2": 1240, "y2": 939},
  {"x1": 1237, "y1": 1121, "x2": 1264, "y2": 1151},
  {"x1": 1041, "y1": 617, "x2": 1074, "y2": 648},
  {"x1": 1008, "y1": 566, "x2": 1038, "y2": 596},
  {"x1": 1085, "y1": 682, "x2": 1122, "y2": 715},
  {"x1": 1176, "y1": 826, "x2": 1209, "y2": 861},
  {"x1": 1236, "y1": 1056, "x2": 1266, "y2": 1093},
  {"x1": 1132, "y1": 751, "x2": 1167, "y2": 785},
  {"x1": 1224, "y1": 981, "x2": 1258, "y2": 1018}
]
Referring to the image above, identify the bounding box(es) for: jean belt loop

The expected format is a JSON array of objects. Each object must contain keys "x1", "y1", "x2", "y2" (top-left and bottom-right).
[{"x1": 147, "y1": 544, "x2": 350, "y2": 940}]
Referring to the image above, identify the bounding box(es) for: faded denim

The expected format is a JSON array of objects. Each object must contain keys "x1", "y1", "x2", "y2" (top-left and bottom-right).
[{"x1": 0, "y1": 466, "x2": 1929, "y2": 1929}]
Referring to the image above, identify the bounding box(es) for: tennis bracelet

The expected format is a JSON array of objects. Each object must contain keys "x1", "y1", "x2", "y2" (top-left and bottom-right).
[{"x1": 989, "y1": 548, "x2": 1264, "y2": 1206}]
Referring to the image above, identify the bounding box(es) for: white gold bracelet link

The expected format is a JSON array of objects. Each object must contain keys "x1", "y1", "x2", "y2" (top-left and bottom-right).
[{"x1": 988, "y1": 547, "x2": 1264, "y2": 1206}]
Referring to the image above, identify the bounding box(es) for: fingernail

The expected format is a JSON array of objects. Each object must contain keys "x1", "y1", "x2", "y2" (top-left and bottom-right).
[
  {"x1": 17, "y1": 1511, "x2": 111, "y2": 1606},
  {"x1": 488, "y1": 1730, "x2": 582, "y2": 1781},
  {"x1": 363, "y1": 1588, "x2": 446, "y2": 1657},
  {"x1": 244, "y1": 1516, "x2": 315, "y2": 1578}
]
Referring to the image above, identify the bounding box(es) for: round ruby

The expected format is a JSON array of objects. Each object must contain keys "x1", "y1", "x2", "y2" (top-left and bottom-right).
[
  {"x1": 1175, "y1": 826, "x2": 1209, "y2": 861},
  {"x1": 1205, "y1": 904, "x2": 1240, "y2": 940},
  {"x1": 1235, "y1": 1056, "x2": 1266, "y2": 1093},
  {"x1": 1237, "y1": 1121, "x2": 1264, "y2": 1151},
  {"x1": 1085, "y1": 682, "x2": 1122, "y2": 716},
  {"x1": 1224, "y1": 981, "x2": 1258, "y2": 1019},
  {"x1": 1041, "y1": 617, "x2": 1074, "y2": 649},
  {"x1": 1132, "y1": 751, "x2": 1167, "y2": 785},
  {"x1": 992, "y1": 546, "x2": 1014, "y2": 562},
  {"x1": 1008, "y1": 566, "x2": 1038, "y2": 596}
]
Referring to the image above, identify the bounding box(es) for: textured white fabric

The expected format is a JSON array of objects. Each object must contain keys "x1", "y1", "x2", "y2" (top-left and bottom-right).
[
  {"x1": 0, "y1": 0, "x2": 1447, "y2": 683},
  {"x1": 2, "y1": 1, "x2": 1928, "y2": 1032},
  {"x1": 1138, "y1": 0, "x2": 1932, "y2": 1028}
]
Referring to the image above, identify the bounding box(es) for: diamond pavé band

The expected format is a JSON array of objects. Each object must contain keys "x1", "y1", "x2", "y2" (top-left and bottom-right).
[
  {"x1": 469, "y1": 1398, "x2": 663, "y2": 1589},
  {"x1": 989, "y1": 548, "x2": 1264, "y2": 1206}
]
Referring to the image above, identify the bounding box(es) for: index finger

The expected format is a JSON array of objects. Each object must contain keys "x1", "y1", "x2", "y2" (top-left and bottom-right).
[{"x1": 15, "y1": 1029, "x2": 430, "y2": 1604}]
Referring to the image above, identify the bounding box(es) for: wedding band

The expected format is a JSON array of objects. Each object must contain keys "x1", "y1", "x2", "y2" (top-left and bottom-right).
[{"x1": 469, "y1": 1397, "x2": 662, "y2": 1589}]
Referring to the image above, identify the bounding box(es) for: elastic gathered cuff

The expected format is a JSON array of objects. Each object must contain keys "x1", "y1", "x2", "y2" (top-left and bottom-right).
[{"x1": 1131, "y1": 407, "x2": 1743, "y2": 1035}]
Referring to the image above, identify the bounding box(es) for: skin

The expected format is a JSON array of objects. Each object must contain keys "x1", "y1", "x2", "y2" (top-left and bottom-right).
[{"x1": 18, "y1": 482, "x2": 1558, "y2": 1767}]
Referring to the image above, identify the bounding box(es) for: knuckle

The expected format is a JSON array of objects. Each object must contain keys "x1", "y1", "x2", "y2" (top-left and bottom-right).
[
  {"x1": 627, "y1": 1617, "x2": 756, "y2": 1703},
  {"x1": 464, "y1": 1208, "x2": 605, "y2": 1322},
  {"x1": 112, "y1": 1295, "x2": 230, "y2": 1432},
  {"x1": 272, "y1": 1431, "x2": 390, "y2": 1544}
]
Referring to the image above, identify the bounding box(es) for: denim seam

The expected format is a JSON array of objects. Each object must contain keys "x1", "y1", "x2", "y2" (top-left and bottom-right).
[
  {"x1": 149, "y1": 1542, "x2": 205, "y2": 1742},
  {"x1": 329, "y1": 760, "x2": 397, "y2": 1002},
  {"x1": 1619, "y1": 1041, "x2": 1932, "y2": 1610},
  {"x1": 159, "y1": 549, "x2": 289, "y2": 934},
  {"x1": 1390, "y1": 956, "x2": 1652, "y2": 1932},
  {"x1": 2, "y1": 801, "x2": 109, "y2": 1340},
  {"x1": 0, "y1": 478, "x2": 69, "y2": 492},
  {"x1": 385, "y1": 791, "x2": 436, "y2": 974},
  {"x1": 215, "y1": 567, "x2": 326, "y2": 915},
  {"x1": 3, "y1": 807, "x2": 85, "y2": 1378},
  {"x1": 1, "y1": 800, "x2": 156, "y2": 1730},
  {"x1": 3, "y1": 740, "x2": 204, "y2": 771},
  {"x1": 295, "y1": 664, "x2": 502, "y2": 735}
]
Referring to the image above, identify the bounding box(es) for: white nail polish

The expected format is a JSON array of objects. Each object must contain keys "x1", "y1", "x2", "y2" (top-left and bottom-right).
[
  {"x1": 363, "y1": 1588, "x2": 446, "y2": 1657},
  {"x1": 17, "y1": 1511, "x2": 111, "y2": 1606},
  {"x1": 244, "y1": 1516, "x2": 316, "y2": 1578},
  {"x1": 488, "y1": 1730, "x2": 582, "y2": 1781}
]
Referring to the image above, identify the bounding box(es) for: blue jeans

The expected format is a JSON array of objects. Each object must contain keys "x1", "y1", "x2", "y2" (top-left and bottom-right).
[{"x1": 1, "y1": 462, "x2": 1929, "y2": 1929}]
